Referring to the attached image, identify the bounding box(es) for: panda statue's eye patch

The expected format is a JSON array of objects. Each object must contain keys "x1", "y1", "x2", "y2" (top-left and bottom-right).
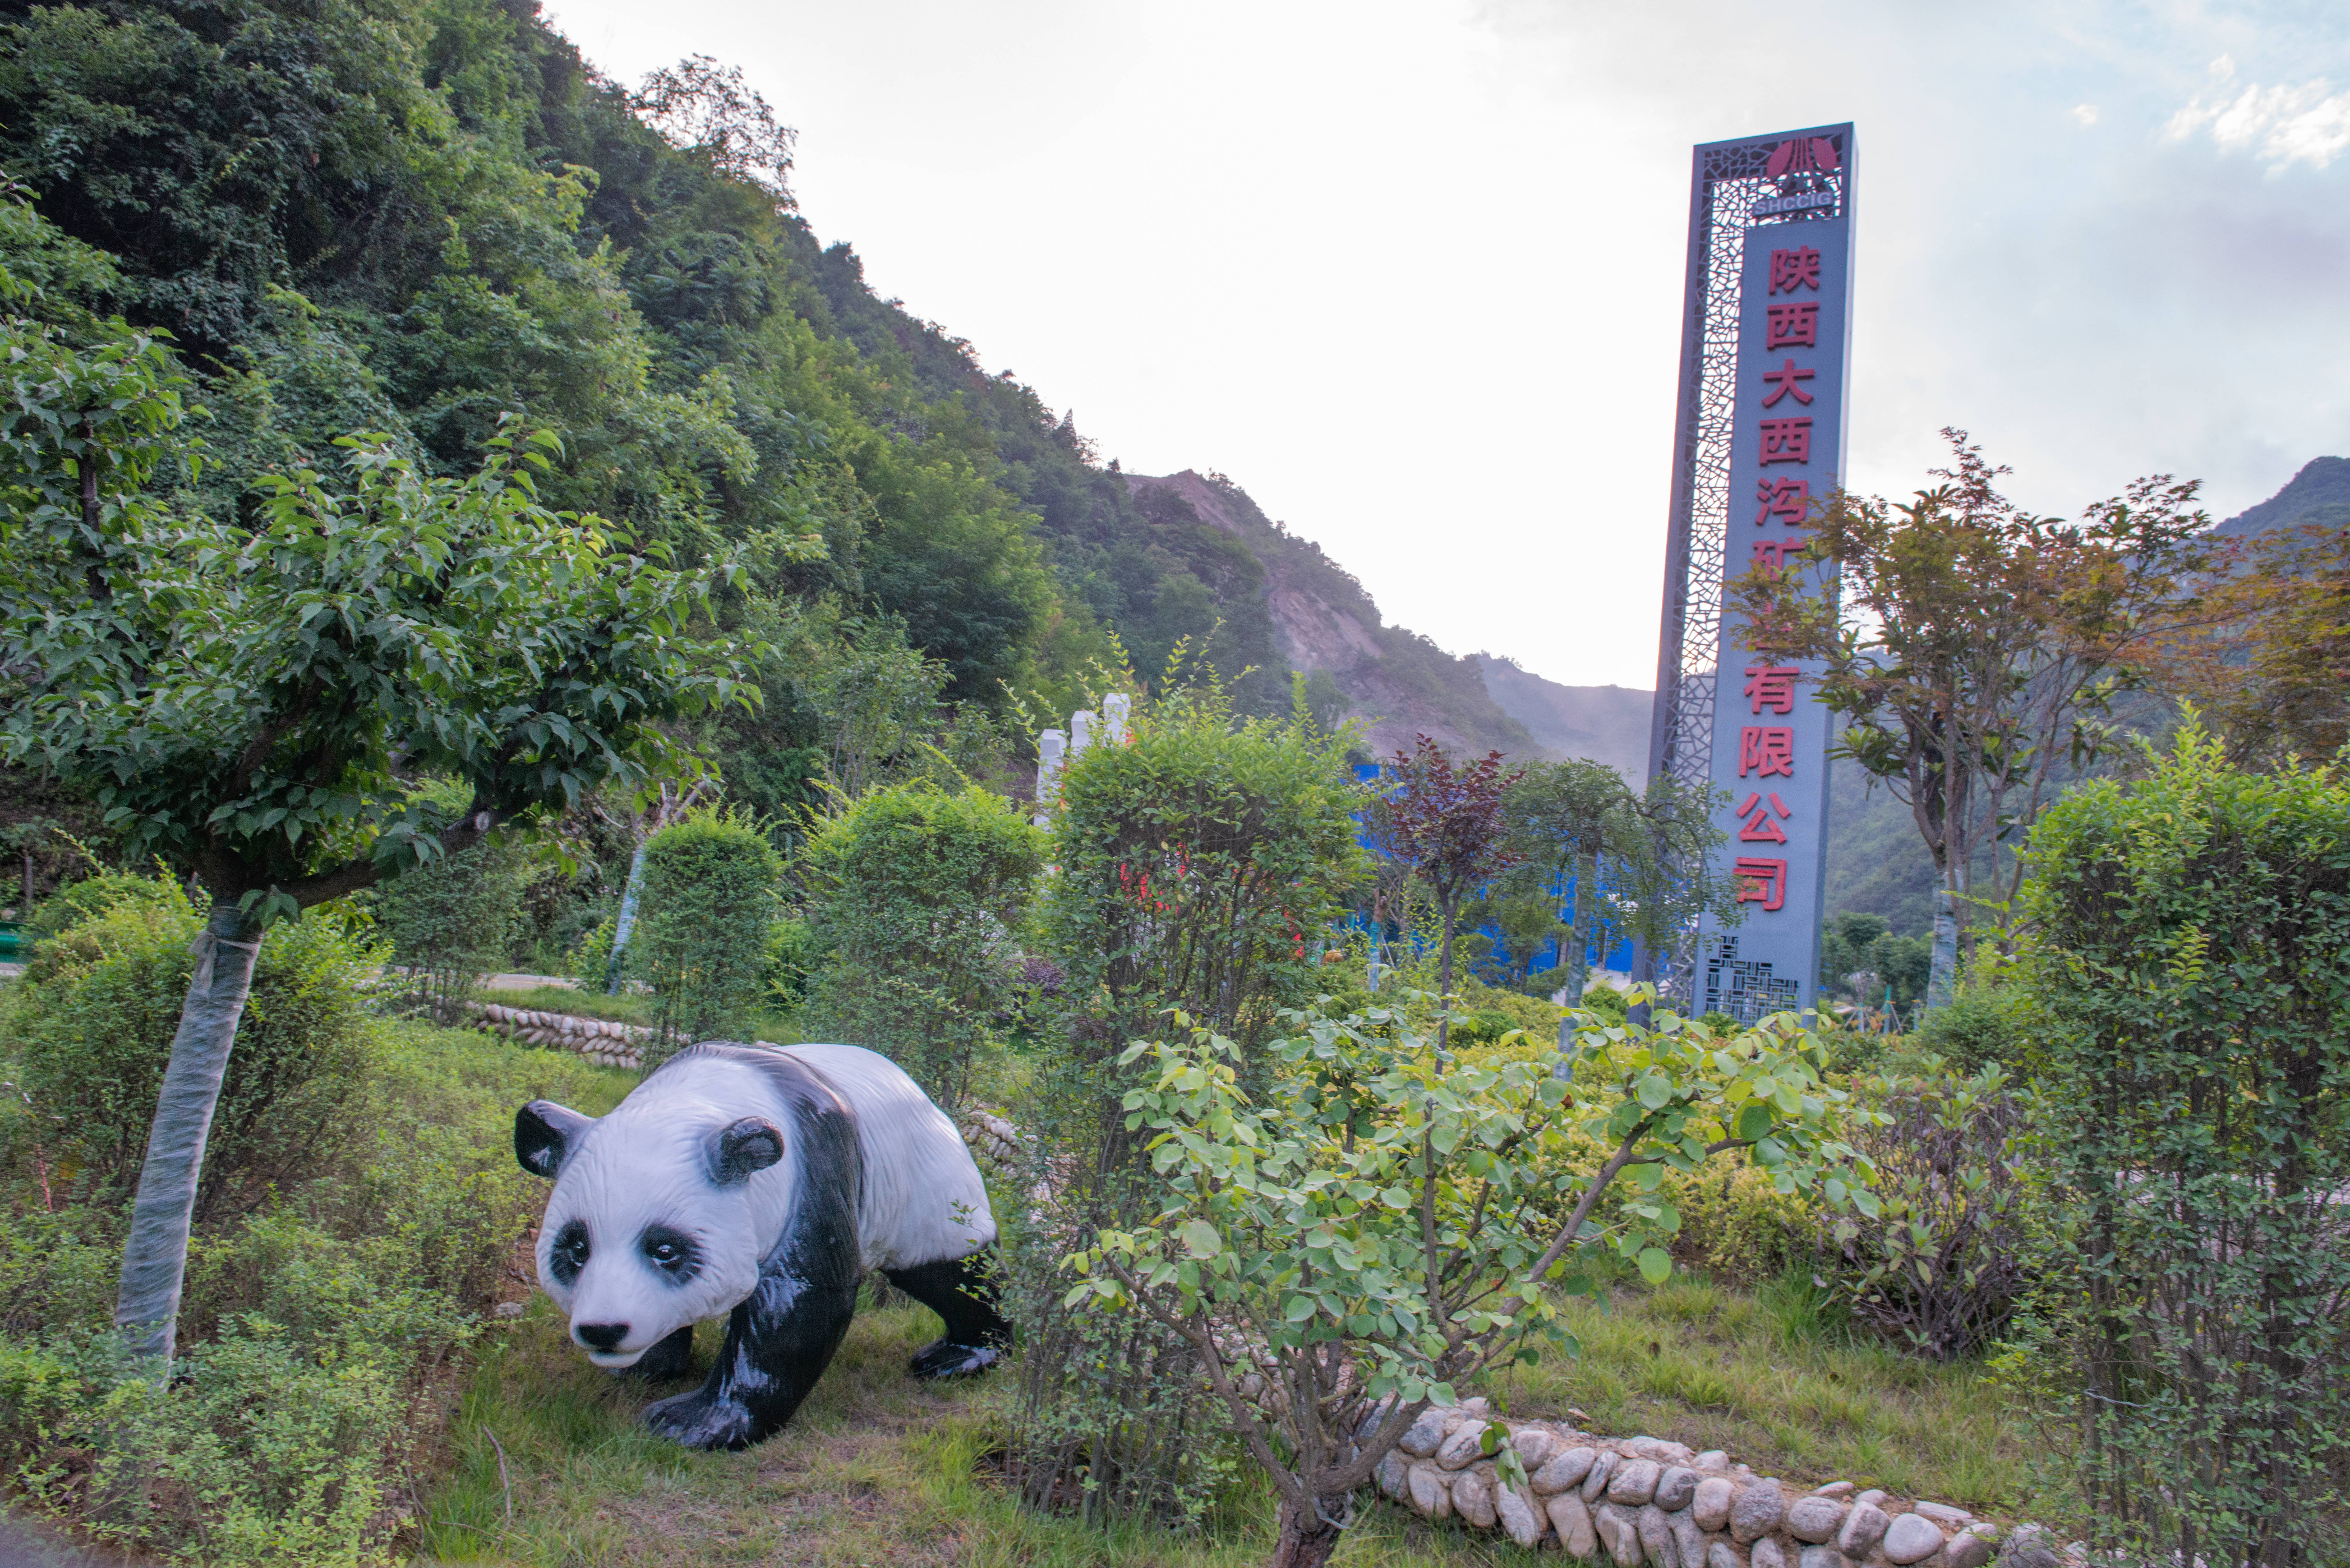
[
  {"x1": 639, "y1": 1223, "x2": 702, "y2": 1282},
  {"x1": 549, "y1": 1219, "x2": 590, "y2": 1285}
]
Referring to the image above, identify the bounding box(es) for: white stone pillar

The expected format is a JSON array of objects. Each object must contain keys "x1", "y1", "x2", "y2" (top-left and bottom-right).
[
  {"x1": 1101, "y1": 692, "x2": 1131, "y2": 744},
  {"x1": 1034, "y1": 727, "x2": 1067, "y2": 828}
]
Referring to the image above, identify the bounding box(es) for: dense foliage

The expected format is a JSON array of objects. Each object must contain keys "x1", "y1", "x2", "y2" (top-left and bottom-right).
[
  {"x1": 0, "y1": 876, "x2": 624, "y2": 1564},
  {"x1": 1009, "y1": 687, "x2": 1367, "y2": 1527},
  {"x1": 373, "y1": 786, "x2": 532, "y2": 1022},
  {"x1": 798, "y1": 781, "x2": 1044, "y2": 1107},
  {"x1": 628, "y1": 805, "x2": 785, "y2": 1046},
  {"x1": 1065, "y1": 994, "x2": 1870, "y2": 1567},
  {"x1": 2020, "y1": 728, "x2": 2350, "y2": 1562}
]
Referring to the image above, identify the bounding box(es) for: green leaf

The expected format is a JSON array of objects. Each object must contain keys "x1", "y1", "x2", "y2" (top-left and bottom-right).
[
  {"x1": 1179, "y1": 1220, "x2": 1223, "y2": 1259},
  {"x1": 1637, "y1": 1247, "x2": 1673, "y2": 1285}
]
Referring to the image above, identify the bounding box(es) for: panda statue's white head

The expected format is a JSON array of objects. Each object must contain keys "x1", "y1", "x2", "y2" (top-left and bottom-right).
[{"x1": 515, "y1": 1090, "x2": 789, "y2": 1368}]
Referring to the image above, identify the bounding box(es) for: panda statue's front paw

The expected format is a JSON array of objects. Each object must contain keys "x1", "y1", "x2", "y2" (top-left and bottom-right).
[
  {"x1": 909, "y1": 1339, "x2": 1002, "y2": 1379},
  {"x1": 641, "y1": 1387, "x2": 758, "y2": 1450}
]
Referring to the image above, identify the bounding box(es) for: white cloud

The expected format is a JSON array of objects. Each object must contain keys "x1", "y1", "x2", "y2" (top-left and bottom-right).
[
  {"x1": 2072, "y1": 103, "x2": 2100, "y2": 126},
  {"x1": 2166, "y1": 75, "x2": 2350, "y2": 171}
]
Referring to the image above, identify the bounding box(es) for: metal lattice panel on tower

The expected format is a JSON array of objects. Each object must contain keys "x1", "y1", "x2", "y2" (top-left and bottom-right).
[{"x1": 1642, "y1": 128, "x2": 1853, "y2": 1013}]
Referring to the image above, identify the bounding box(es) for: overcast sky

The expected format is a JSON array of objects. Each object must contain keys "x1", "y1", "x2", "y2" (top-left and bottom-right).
[{"x1": 544, "y1": 0, "x2": 2348, "y2": 691}]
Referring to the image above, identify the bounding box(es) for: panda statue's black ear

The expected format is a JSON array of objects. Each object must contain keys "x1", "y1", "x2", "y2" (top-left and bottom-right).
[
  {"x1": 705, "y1": 1116, "x2": 785, "y2": 1185},
  {"x1": 515, "y1": 1100, "x2": 594, "y2": 1179}
]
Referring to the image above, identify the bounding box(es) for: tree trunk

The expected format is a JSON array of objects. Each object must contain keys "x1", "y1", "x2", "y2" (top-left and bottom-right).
[
  {"x1": 1924, "y1": 885, "x2": 1958, "y2": 1012},
  {"x1": 114, "y1": 899, "x2": 264, "y2": 1363},
  {"x1": 1555, "y1": 848, "x2": 1600, "y2": 1059},
  {"x1": 1269, "y1": 1495, "x2": 1346, "y2": 1568},
  {"x1": 1434, "y1": 906, "x2": 1457, "y2": 1056},
  {"x1": 605, "y1": 831, "x2": 650, "y2": 994}
]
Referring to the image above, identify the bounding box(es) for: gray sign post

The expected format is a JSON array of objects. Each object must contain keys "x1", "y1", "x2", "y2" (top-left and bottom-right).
[{"x1": 1640, "y1": 124, "x2": 1856, "y2": 1020}]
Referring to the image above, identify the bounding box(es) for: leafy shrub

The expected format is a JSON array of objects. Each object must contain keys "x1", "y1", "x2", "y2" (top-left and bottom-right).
[
  {"x1": 764, "y1": 915, "x2": 812, "y2": 1008},
  {"x1": 799, "y1": 782, "x2": 1042, "y2": 1105},
  {"x1": 1579, "y1": 984, "x2": 1631, "y2": 1021},
  {"x1": 2020, "y1": 728, "x2": 2350, "y2": 1561},
  {"x1": 567, "y1": 913, "x2": 617, "y2": 991},
  {"x1": 1909, "y1": 964, "x2": 2023, "y2": 1072},
  {"x1": 628, "y1": 805, "x2": 784, "y2": 1046},
  {"x1": 1011, "y1": 686, "x2": 1367, "y2": 1526},
  {"x1": 372, "y1": 787, "x2": 531, "y2": 1021},
  {"x1": 1816, "y1": 1063, "x2": 2026, "y2": 1360},
  {"x1": 1656, "y1": 1157, "x2": 1818, "y2": 1283},
  {"x1": 9, "y1": 876, "x2": 383, "y2": 1220}
]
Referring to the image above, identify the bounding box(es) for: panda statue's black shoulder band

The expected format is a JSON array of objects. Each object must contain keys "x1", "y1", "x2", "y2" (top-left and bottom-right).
[{"x1": 638, "y1": 1041, "x2": 867, "y2": 1450}]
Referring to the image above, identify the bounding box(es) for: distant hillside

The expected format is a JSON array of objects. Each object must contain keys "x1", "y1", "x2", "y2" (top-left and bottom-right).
[
  {"x1": 1473, "y1": 657, "x2": 1650, "y2": 776},
  {"x1": 2215, "y1": 456, "x2": 2350, "y2": 538},
  {"x1": 1122, "y1": 471, "x2": 1535, "y2": 758}
]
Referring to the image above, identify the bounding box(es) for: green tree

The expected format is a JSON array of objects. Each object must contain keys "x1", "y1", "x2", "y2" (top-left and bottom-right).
[
  {"x1": 630, "y1": 805, "x2": 785, "y2": 1046},
  {"x1": 1065, "y1": 994, "x2": 1870, "y2": 1568},
  {"x1": 798, "y1": 782, "x2": 1044, "y2": 1107},
  {"x1": 0, "y1": 318, "x2": 752, "y2": 1362},
  {"x1": 1732, "y1": 431, "x2": 2212, "y2": 1004},
  {"x1": 1495, "y1": 759, "x2": 1636, "y2": 1004}
]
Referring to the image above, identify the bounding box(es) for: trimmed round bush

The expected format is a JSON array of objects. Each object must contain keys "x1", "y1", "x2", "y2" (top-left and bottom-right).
[{"x1": 11, "y1": 876, "x2": 383, "y2": 1221}]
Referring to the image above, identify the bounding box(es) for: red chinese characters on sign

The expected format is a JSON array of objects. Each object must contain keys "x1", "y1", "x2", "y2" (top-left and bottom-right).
[
  {"x1": 1755, "y1": 476, "x2": 1809, "y2": 525},
  {"x1": 1762, "y1": 357, "x2": 1814, "y2": 407},
  {"x1": 1766, "y1": 302, "x2": 1819, "y2": 349},
  {"x1": 1759, "y1": 418, "x2": 1812, "y2": 465},
  {"x1": 1737, "y1": 790, "x2": 1793, "y2": 844},
  {"x1": 1739, "y1": 726, "x2": 1796, "y2": 778},
  {"x1": 1744, "y1": 665, "x2": 1800, "y2": 715},
  {"x1": 1732, "y1": 220, "x2": 1837, "y2": 930},
  {"x1": 1769, "y1": 246, "x2": 1821, "y2": 295},
  {"x1": 1734, "y1": 857, "x2": 1788, "y2": 913}
]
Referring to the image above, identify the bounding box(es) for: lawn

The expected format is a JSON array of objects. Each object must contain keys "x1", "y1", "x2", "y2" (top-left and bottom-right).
[{"x1": 416, "y1": 1272, "x2": 2036, "y2": 1565}]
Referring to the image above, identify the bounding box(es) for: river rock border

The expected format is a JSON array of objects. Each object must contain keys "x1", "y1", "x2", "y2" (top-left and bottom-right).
[
  {"x1": 459, "y1": 999, "x2": 670, "y2": 1069},
  {"x1": 1379, "y1": 1401, "x2": 2006, "y2": 1568}
]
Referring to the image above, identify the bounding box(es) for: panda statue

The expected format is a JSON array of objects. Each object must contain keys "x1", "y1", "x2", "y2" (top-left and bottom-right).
[{"x1": 513, "y1": 1039, "x2": 1009, "y2": 1451}]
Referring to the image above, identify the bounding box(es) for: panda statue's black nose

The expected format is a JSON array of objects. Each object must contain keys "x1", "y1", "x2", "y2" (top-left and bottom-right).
[{"x1": 575, "y1": 1321, "x2": 630, "y2": 1351}]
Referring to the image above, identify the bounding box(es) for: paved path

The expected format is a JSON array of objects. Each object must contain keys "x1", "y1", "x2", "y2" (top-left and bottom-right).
[{"x1": 482, "y1": 973, "x2": 578, "y2": 991}]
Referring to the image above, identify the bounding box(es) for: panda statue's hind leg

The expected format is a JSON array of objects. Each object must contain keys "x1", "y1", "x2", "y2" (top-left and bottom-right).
[{"x1": 884, "y1": 1252, "x2": 1011, "y2": 1379}]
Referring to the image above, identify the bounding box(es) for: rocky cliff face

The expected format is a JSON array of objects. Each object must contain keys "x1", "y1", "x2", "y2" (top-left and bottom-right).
[{"x1": 1120, "y1": 469, "x2": 1537, "y2": 759}]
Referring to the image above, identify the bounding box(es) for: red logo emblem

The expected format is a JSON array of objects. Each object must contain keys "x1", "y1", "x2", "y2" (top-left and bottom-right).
[{"x1": 1766, "y1": 136, "x2": 1840, "y2": 177}]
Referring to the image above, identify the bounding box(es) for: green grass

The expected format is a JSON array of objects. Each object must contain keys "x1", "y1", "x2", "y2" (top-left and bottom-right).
[
  {"x1": 1481, "y1": 1272, "x2": 2033, "y2": 1510},
  {"x1": 419, "y1": 1293, "x2": 1538, "y2": 1567},
  {"x1": 416, "y1": 1269, "x2": 2041, "y2": 1565},
  {"x1": 478, "y1": 984, "x2": 660, "y2": 1027}
]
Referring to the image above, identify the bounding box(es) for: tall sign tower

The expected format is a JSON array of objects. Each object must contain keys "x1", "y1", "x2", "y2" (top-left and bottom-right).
[{"x1": 1643, "y1": 124, "x2": 1855, "y2": 1019}]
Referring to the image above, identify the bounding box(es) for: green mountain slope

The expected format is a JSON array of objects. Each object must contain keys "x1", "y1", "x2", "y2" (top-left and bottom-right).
[{"x1": 0, "y1": 0, "x2": 1528, "y2": 777}]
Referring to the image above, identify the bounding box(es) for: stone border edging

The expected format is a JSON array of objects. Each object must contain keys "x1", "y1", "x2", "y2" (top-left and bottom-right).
[
  {"x1": 1379, "y1": 1400, "x2": 2009, "y2": 1568},
  {"x1": 456, "y1": 999, "x2": 669, "y2": 1069}
]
